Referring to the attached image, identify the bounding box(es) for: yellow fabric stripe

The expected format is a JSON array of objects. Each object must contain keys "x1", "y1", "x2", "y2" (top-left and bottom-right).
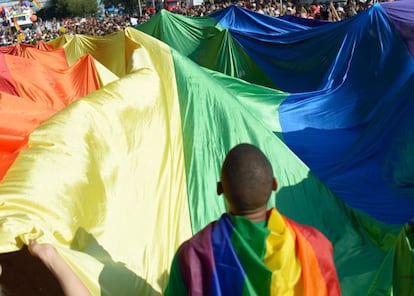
[
  {"x1": 93, "y1": 59, "x2": 119, "y2": 87},
  {"x1": 0, "y1": 30, "x2": 191, "y2": 294},
  {"x1": 49, "y1": 32, "x2": 129, "y2": 78},
  {"x1": 264, "y1": 209, "x2": 303, "y2": 296}
]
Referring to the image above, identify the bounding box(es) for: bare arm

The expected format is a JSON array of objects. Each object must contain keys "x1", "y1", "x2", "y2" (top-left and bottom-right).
[{"x1": 28, "y1": 240, "x2": 91, "y2": 296}]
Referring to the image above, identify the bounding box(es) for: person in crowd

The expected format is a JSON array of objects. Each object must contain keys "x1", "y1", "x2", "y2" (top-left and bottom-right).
[
  {"x1": 27, "y1": 240, "x2": 91, "y2": 296},
  {"x1": 4, "y1": 143, "x2": 339, "y2": 296},
  {"x1": 164, "y1": 143, "x2": 341, "y2": 295},
  {"x1": 0, "y1": 0, "x2": 382, "y2": 45}
]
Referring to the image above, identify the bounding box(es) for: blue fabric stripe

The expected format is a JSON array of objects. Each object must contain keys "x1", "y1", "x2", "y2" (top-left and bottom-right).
[
  {"x1": 212, "y1": 4, "x2": 414, "y2": 223},
  {"x1": 278, "y1": 7, "x2": 414, "y2": 224},
  {"x1": 210, "y1": 5, "x2": 309, "y2": 34},
  {"x1": 211, "y1": 214, "x2": 245, "y2": 295}
]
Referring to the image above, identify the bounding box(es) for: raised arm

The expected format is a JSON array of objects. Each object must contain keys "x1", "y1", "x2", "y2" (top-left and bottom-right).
[{"x1": 28, "y1": 240, "x2": 91, "y2": 296}]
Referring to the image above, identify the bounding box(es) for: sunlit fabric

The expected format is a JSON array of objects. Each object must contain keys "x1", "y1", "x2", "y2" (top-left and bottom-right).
[
  {"x1": 48, "y1": 33, "x2": 136, "y2": 78},
  {"x1": 0, "y1": 51, "x2": 100, "y2": 181},
  {"x1": 0, "y1": 1, "x2": 412, "y2": 296},
  {"x1": 0, "y1": 42, "x2": 68, "y2": 69},
  {"x1": 0, "y1": 41, "x2": 54, "y2": 54},
  {"x1": 167, "y1": 208, "x2": 340, "y2": 295},
  {"x1": 381, "y1": 0, "x2": 414, "y2": 56},
  {"x1": 137, "y1": 2, "x2": 414, "y2": 225},
  {"x1": 0, "y1": 29, "x2": 192, "y2": 295}
]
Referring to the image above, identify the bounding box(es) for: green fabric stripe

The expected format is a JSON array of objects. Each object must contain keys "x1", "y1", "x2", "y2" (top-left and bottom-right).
[
  {"x1": 230, "y1": 216, "x2": 272, "y2": 296},
  {"x1": 137, "y1": 11, "x2": 219, "y2": 57},
  {"x1": 172, "y1": 49, "x2": 287, "y2": 233},
  {"x1": 164, "y1": 254, "x2": 188, "y2": 295},
  {"x1": 137, "y1": 11, "x2": 275, "y2": 88},
  {"x1": 393, "y1": 224, "x2": 414, "y2": 296},
  {"x1": 172, "y1": 49, "x2": 403, "y2": 295},
  {"x1": 276, "y1": 171, "x2": 401, "y2": 295}
]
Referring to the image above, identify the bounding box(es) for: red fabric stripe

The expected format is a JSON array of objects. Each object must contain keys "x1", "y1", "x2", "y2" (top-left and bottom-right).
[
  {"x1": 286, "y1": 217, "x2": 341, "y2": 295},
  {"x1": 0, "y1": 54, "x2": 18, "y2": 96}
]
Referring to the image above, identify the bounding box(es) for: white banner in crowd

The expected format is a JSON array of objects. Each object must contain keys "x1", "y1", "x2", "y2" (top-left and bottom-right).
[
  {"x1": 193, "y1": 0, "x2": 203, "y2": 5},
  {"x1": 186, "y1": 0, "x2": 204, "y2": 7},
  {"x1": 130, "y1": 17, "x2": 138, "y2": 26}
]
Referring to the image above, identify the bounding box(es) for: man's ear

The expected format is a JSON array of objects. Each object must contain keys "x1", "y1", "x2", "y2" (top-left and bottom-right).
[
  {"x1": 272, "y1": 177, "x2": 277, "y2": 191},
  {"x1": 217, "y1": 182, "x2": 223, "y2": 195}
]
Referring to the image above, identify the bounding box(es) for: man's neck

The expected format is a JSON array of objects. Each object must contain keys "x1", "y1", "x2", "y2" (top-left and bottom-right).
[
  {"x1": 244, "y1": 210, "x2": 267, "y2": 223},
  {"x1": 230, "y1": 207, "x2": 268, "y2": 223}
]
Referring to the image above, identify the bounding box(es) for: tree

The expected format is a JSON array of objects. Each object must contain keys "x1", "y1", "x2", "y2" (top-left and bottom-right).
[
  {"x1": 101, "y1": 0, "x2": 142, "y2": 12},
  {"x1": 53, "y1": 0, "x2": 98, "y2": 17},
  {"x1": 68, "y1": 0, "x2": 98, "y2": 16},
  {"x1": 101, "y1": 0, "x2": 123, "y2": 6}
]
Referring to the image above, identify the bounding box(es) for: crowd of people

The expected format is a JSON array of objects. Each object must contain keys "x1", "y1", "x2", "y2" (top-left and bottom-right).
[{"x1": 0, "y1": 0, "x2": 397, "y2": 45}]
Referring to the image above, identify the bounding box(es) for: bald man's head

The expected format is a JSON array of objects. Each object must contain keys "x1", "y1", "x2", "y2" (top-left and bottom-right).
[{"x1": 218, "y1": 144, "x2": 276, "y2": 215}]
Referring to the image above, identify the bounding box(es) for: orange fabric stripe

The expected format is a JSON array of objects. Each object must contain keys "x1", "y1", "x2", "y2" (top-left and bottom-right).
[
  {"x1": 13, "y1": 18, "x2": 21, "y2": 31},
  {"x1": 0, "y1": 42, "x2": 56, "y2": 56},
  {"x1": 284, "y1": 216, "x2": 341, "y2": 295},
  {"x1": 283, "y1": 217, "x2": 331, "y2": 296},
  {"x1": 0, "y1": 92, "x2": 53, "y2": 180},
  {"x1": 0, "y1": 54, "x2": 100, "y2": 181},
  {"x1": 5, "y1": 54, "x2": 99, "y2": 108},
  {"x1": 18, "y1": 47, "x2": 68, "y2": 70}
]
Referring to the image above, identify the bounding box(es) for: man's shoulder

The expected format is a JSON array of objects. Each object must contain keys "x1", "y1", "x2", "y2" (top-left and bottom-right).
[
  {"x1": 178, "y1": 213, "x2": 232, "y2": 254},
  {"x1": 283, "y1": 214, "x2": 332, "y2": 245},
  {"x1": 178, "y1": 218, "x2": 219, "y2": 251}
]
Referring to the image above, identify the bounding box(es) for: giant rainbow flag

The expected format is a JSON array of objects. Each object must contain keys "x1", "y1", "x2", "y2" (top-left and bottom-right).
[{"x1": 0, "y1": 0, "x2": 413, "y2": 295}]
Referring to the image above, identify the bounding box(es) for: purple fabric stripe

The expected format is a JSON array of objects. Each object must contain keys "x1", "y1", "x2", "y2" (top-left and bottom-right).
[
  {"x1": 381, "y1": 0, "x2": 414, "y2": 57},
  {"x1": 178, "y1": 223, "x2": 216, "y2": 296},
  {"x1": 211, "y1": 214, "x2": 245, "y2": 295},
  {"x1": 177, "y1": 215, "x2": 248, "y2": 295}
]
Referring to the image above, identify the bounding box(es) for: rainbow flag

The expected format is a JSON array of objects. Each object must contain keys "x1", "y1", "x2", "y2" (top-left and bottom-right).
[
  {"x1": 0, "y1": 51, "x2": 99, "y2": 180},
  {"x1": 12, "y1": 17, "x2": 21, "y2": 31},
  {"x1": 31, "y1": 0, "x2": 42, "y2": 11},
  {"x1": 0, "y1": 1, "x2": 412, "y2": 295},
  {"x1": 137, "y1": 3, "x2": 414, "y2": 226},
  {"x1": 166, "y1": 208, "x2": 340, "y2": 295}
]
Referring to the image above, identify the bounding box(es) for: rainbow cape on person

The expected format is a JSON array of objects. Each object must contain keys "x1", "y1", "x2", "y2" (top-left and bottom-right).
[
  {"x1": 0, "y1": 1, "x2": 412, "y2": 295},
  {"x1": 169, "y1": 208, "x2": 340, "y2": 295}
]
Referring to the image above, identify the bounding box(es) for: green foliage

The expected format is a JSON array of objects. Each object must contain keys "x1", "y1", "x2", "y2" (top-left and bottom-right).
[
  {"x1": 69, "y1": 0, "x2": 98, "y2": 15},
  {"x1": 101, "y1": 0, "x2": 123, "y2": 6},
  {"x1": 101, "y1": 0, "x2": 142, "y2": 12},
  {"x1": 53, "y1": 0, "x2": 98, "y2": 17}
]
